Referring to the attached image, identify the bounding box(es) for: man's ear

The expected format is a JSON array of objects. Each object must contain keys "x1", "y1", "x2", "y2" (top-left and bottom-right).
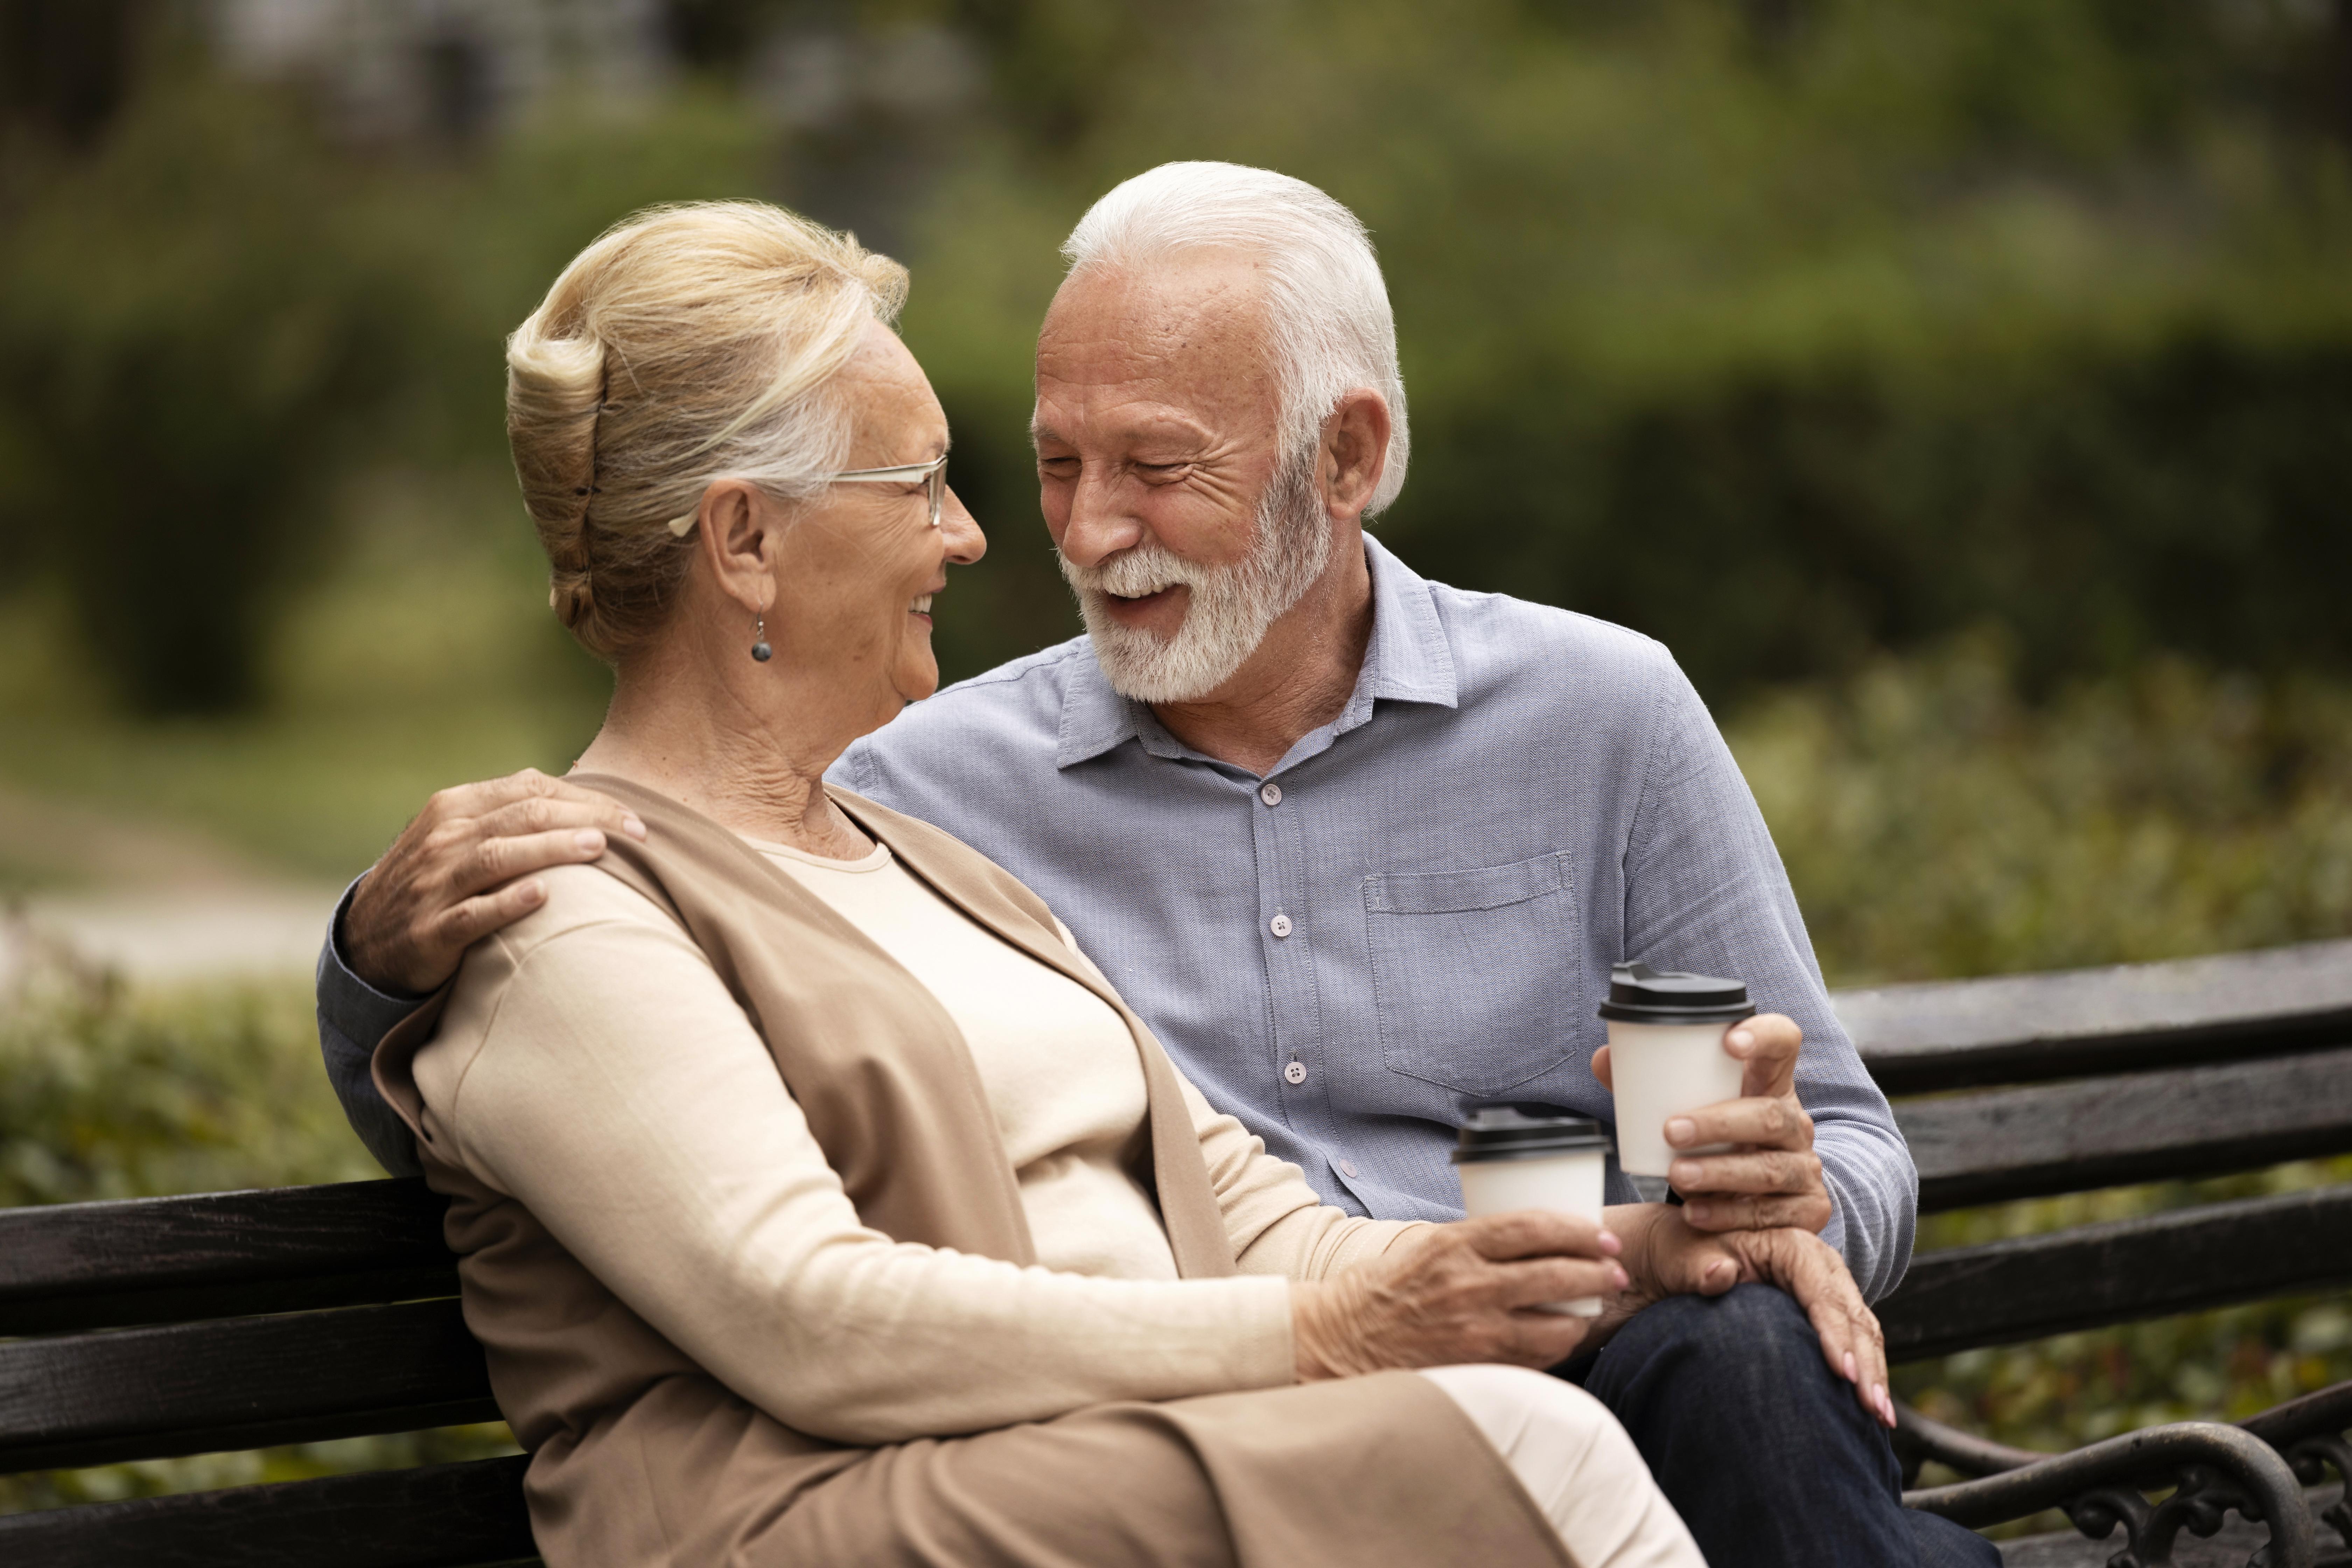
[
  {"x1": 1321, "y1": 390, "x2": 1392, "y2": 524},
  {"x1": 696, "y1": 480, "x2": 779, "y2": 614}
]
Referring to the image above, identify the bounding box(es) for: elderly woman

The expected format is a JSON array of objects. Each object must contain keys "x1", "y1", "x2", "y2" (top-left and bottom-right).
[{"x1": 372, "y1": 200, "x2": 1872, "y2": 1568}]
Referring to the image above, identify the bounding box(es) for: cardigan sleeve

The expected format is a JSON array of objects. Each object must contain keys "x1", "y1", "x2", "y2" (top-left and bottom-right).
[{"x1": 417, "y1": 866, "x2": 1296, "y2": 1448}]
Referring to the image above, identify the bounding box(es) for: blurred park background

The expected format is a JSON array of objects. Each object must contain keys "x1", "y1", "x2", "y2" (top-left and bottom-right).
[{"x1": 2, "y1": 0, "x2": 2349, "y2": 1527}]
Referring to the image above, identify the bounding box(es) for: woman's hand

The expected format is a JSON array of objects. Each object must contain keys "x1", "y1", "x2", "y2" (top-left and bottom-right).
[
  {"x1": 1604, "y1": 1205, "x2": 1894, "y2": 1428},
  {"x1": 1290, "y1": 1212, "x2": 1629, "y2": 1380}
]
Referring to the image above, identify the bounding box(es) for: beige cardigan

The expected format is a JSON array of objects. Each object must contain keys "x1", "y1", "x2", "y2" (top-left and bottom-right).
[
  {"x1": 373, "y1": 776, "x2": 1570, "y2": 1568},
  {"x1": 403, "y1": 834, "x2": 1415, "y2": 1442}
]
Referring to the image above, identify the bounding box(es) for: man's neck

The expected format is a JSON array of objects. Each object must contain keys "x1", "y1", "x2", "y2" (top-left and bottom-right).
[{"x1": 1150, "y1": 540, "x2": 1376, "y2": 777}]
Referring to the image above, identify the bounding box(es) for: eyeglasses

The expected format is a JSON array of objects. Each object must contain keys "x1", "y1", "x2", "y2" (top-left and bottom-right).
[{"x1": 666, "y1": 452, "x2": 949, "y2": 537}]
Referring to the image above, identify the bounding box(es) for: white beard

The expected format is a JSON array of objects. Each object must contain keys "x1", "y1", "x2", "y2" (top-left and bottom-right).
[{"x1": 1059, "y1": 451, "x2": 1331, "y2": 704}]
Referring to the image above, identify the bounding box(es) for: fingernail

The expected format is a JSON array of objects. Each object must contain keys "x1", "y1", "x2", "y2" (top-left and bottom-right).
[
  {"x1": 622, "y1": 815, "x2": 647, "y2": 840},
  {"x1": 1670, "y1": 1160, "x2": 1700, "y2": 1185},
  {"x1": 1610, "y1": 1266, "x2": 1629, "y2": 1289},
  {"x1": 1873, "y1": 1384, "x2": 1889, "y2": 1418},
  {"x1": 519, "y1": 878, "x2": 546, "y2": 904},
  {"x1": 1728, "y1": 1030, "x2": 1754, "y2": 1055},
  {"x1": 1685, "y1": 1203, "x2": 1710, "y2": 1225},
  {"x1": 1597, "y1": 1229, "x2": 1621, "y2": 1254},
  {"x1": 574, "y1": 829, "x2": 605, "y2": 853},
  {"x1": 1666, "y1": 1117, "x2": 1696, "y2": 1146},
  {"x1": 1843, "y1": 1351, "x2": 1858, "y2": 1384}
]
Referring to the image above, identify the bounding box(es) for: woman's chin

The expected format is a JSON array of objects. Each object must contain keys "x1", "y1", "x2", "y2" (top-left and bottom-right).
[{"x1": 894, "y1": 656, "x2": 941, "y2": 707}]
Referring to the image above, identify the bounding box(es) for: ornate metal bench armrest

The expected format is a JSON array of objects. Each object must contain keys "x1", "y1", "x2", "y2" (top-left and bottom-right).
[{"x1": 1903, "y1": 1421, "x2": 2316, "y2": 1568}]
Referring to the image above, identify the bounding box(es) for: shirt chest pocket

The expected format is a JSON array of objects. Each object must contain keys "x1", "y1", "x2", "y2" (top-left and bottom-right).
[{"x1": 1363, "y1": 852, "x2": 1582, "y2": 1097}]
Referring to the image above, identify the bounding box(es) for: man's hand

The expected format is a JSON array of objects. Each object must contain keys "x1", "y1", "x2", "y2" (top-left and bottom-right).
[
  {"x1": 1290, "y1": 1212, "x2": 1629, "y2": 1380},
  {"x1": 343, "y1": 770, "x2": 646, "y2": 995},
  {"x1": 1603, "y1": 1204, "x2": 1895, "y2": 1428},
  {"x1": 1593, "y1": 1012, "x2": 1833, "y2": 1234}
]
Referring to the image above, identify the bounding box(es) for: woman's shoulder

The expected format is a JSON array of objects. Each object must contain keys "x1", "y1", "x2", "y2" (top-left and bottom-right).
[{"x1": 485, "y1": 859, "x2": 690, "y2": 963}]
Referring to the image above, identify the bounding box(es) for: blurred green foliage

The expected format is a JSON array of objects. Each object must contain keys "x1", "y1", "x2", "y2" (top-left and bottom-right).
[
  {"x1": 2, "y1": 0, "x2": 2348, "y2": 711},
  {"x1": 1737, "y1": 633, "x2": 2352, "y2": 982}
]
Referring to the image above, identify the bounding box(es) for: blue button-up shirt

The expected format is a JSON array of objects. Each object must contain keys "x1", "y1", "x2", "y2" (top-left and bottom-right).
[{"x1": 317, "y1": 537, "x2": 1916, "y2": 1301}]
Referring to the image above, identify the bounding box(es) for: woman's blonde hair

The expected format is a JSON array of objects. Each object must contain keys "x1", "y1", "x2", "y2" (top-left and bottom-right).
[{"x1": 505, "y1": 200, "x2": 909, "y2": 660}]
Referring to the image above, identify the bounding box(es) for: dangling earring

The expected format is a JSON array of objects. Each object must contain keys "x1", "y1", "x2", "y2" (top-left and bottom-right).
[{"x1": 750, "y1": 616, "x2": 772, "y2": 663}]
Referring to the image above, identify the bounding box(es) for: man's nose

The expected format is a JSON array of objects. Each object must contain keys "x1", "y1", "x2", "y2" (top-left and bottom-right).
[
  {"x1": 1056, "y1": 465, "x2": 1144, "y2": 568},
  {"x1": 939, "y1": 486, "x2": 986, "y2": 565}
]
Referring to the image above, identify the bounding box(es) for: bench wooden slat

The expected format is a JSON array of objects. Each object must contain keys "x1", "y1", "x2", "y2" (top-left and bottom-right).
[
  {"x1": 0, "y1": 1455, "x2": 536, "y2": 1568},
  {"x1": 0, "y1": 1300, "x2": 498, "y2": 1472},
  {"x1": 1840, "y1": 939, "x2": 2352, "y2": 1093},
  {"x1": 1899, "y1": 1045, "x2": 2352, "y2": 1211},
  {"x1": 0, "y1": 1181, "x2": 457, "y2": 1336},
  {"x1": 1880, "y1": 1184, "x2": 2352, "y2": 1364}
]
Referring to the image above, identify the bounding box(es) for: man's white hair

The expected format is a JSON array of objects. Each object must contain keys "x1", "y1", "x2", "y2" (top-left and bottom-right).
[{"x1": 1060, "y1": 161, "x2": 1410, "y2": 517}]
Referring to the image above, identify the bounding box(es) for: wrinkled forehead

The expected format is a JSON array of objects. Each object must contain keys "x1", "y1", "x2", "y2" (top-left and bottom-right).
[{"x1": 1033, "y1": 253, "x2": 1281, "y2": 442}]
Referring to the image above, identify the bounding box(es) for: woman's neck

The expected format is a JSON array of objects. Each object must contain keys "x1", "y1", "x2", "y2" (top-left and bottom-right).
[{"x1": 574, "y1": 640, "x2": 876, "y2": 861}]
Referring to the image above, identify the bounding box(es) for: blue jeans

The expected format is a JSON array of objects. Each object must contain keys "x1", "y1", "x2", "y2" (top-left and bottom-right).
[{"x1": 1560, "y1": 1283, "x2": 2000, "y2": 1567}]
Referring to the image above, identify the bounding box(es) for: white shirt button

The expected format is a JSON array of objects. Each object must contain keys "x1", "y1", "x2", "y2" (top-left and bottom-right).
[
  {"x1": 1268, "y1": 913, "x2": 1293, "y2": 938},
  {"x1": 1284, "y1": 1060, "x2": 1308, "y2": 1085},
  {"x1": 1340, "y1": 1158, "x2": 1360, "y2": 1178},
  {"x1": 1259, "y1": 782, "x2": 1283, "y2": 806}
]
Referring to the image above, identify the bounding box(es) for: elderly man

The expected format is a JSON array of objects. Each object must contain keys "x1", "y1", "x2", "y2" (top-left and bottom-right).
[{"x1": 318, "y1": 163, "x2": 1991, "y2": 1565}]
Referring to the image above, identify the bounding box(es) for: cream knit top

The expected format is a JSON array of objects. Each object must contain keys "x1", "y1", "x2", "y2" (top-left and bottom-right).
[{"x1": 408, "y1": 842, "x2": 1425, "y2": 1446}]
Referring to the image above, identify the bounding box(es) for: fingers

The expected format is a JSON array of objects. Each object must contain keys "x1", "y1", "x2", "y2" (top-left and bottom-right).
[
  {"x1": 1454, "y1": 1209, "x2": 1619, "y2": 1262},
  {"x1": 1647, "y1": 1229, "x2": 1746, "y2": 1299},
  {"x1": 1666, "y1": 1093, "x2": 1814, "y2": 1155},
  {"x1": 1679, "y1": 1189, "x2": 1836, "y2": 1235},
  {"x1": 1746, "y1": 1230, "x2": 1894, "y2": 1429},
  {"x1": 471, "y1": 789, "x2": 648, "y2": 847},
  {"x1": 1726, "y1": 1013, "x2": 1802, "y2": 1100},
  {"x1": 1590, "y1": 1044, "x2": 1613, "y2": 1091},
  {"x1": 1671, "y1": 1146, "x2": 1823, "y2": 1196},
  {"x1": 427, "y1": 877, "x2": 555, "y2": 960},
  {"x1": 461, "y1": 825, "x2": 633, "y2": 899},
  {"x1": 1491, "y1": 1254, "x2": 1629, "y2": 1312}
]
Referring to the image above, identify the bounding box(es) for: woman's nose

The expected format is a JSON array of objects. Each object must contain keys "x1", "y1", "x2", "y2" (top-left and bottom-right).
[{"x1": 939, "y1": 485, "x2": 986, "y2": 565}]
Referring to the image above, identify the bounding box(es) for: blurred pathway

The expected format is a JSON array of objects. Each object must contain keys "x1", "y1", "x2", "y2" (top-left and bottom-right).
[{"x1": 0, "y1": 785, "x2": 339, "y2": 986}]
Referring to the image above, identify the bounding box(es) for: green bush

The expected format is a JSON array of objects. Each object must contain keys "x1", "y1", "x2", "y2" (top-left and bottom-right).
[{"x1": 1729, "y1": 635, "x2": 2352, "y2": 983}]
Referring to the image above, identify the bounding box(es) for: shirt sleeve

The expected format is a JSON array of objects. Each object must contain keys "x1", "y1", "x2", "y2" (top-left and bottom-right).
[
  {"x1": 423, "y1": 883, "x2": 1298, "y2": 1447},
  {"x1": 315, "y1": 876, "x2": 431, "y2": 1177},
  {"x1": 1621, "y1": 655, "x2": 1919, "y2": 1302}
]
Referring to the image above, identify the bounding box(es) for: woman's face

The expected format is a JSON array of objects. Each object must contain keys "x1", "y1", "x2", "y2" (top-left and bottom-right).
[{"x1": 770, "y1": 322, "x2": 985, "y2": 722}]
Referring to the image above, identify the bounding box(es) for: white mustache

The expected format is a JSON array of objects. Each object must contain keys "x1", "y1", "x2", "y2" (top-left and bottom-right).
[{"x1": 1062, "y1": 542, "x2": 1203, "y2": 601}]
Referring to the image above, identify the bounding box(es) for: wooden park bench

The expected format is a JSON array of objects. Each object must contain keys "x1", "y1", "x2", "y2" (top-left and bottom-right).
[{"x1": 2, "y1": 939, "x2": 2349, "y2": 1566}]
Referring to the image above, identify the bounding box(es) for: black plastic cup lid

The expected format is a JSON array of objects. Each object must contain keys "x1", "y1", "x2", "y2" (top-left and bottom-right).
[
  {"x1": 1451, "y1": 1104, "x2": 1613, "y2": 1164},
  {"x1": 1596, "y1": 961, "x2": 1756, "y2": 1025}
]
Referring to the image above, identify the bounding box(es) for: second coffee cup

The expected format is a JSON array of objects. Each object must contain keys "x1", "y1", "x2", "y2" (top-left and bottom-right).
[
  {"x1": 1451, "y1": 1105, "x2": 1613, "y2": 1316},
  {"x1": 1598, "y1": 962, "x2": 1756, "y2": 1203}
]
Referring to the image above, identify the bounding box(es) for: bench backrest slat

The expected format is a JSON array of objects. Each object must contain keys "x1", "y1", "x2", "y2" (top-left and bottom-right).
[
  {"x1": 1877, "y1": 1182, "x2": 2352, "y2": 1363},
  {"x1": 1840, "y1": 938, "x2": 2352, "y2": 1093},
  {"x1": 0, "y1": 1181, "x2": 456, "y2": 1336},
  {"x1": 1897, "y1": 1044, "x2": 2352, "y2": 1212},
  {"x1": 0, "y1": 1300, "x2": 498, "y2": 1473},
  {"x1": 0, "y1": 1454, "x2": 536, "y2": 1568}
]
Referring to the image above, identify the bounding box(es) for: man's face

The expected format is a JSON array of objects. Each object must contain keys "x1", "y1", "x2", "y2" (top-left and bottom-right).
[{"x1": 1033, "y1": 253, "x2": 1330, "y2": 703}]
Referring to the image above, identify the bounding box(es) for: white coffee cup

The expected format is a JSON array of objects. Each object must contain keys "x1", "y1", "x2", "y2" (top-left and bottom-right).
[
  {"x1": 1451, "y1": 1106, "x2": 1613, "y2": 1316},
  {"x1": 1597, "y1": 962, "x2": 1756, "y2": 1202}
]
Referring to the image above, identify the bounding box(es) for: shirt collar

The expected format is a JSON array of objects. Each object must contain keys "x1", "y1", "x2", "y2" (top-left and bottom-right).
[{"x1": 1054, "y1": 533, "x2": 1459, "y2": 770}]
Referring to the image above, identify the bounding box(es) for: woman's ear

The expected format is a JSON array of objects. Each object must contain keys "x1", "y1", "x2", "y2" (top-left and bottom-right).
[{"x1": 696, "y1": 480, "x2": 780, "y2": 614}]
